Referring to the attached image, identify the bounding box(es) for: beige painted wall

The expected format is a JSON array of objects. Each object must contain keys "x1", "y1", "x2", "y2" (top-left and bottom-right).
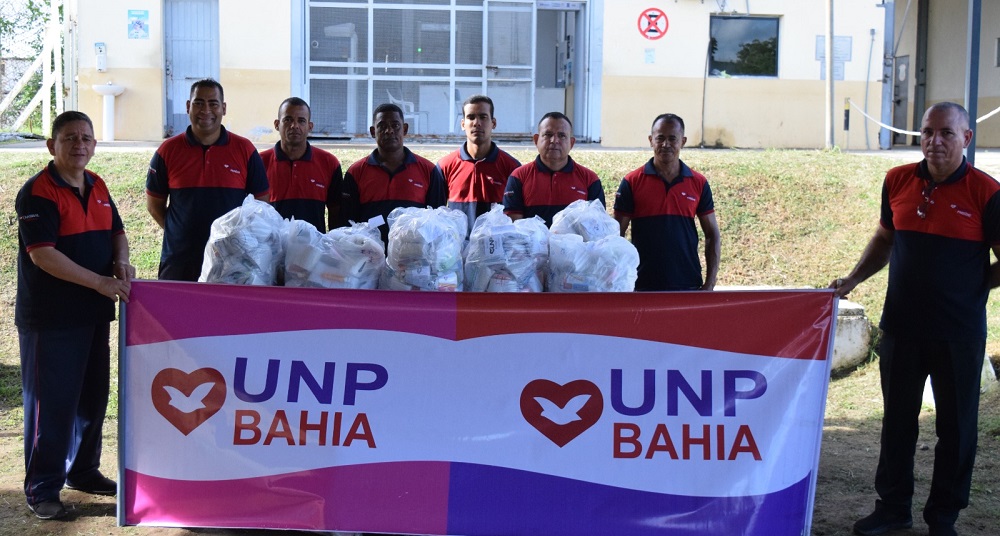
[
  {"x1": 601, "y1": 77, "x2": 880, "y2": 149},
  {"x1": 73, "y1": 0, "x2": 291, "y2": 142},
  {"x1": 600, "y1": 0, "x2": 885, "y2": 148}
]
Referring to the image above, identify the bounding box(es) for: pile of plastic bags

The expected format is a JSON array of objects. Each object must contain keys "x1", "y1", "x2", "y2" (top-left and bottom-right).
[{"x1": 198, "y1": 199, "x2": 640, "y2": 293}]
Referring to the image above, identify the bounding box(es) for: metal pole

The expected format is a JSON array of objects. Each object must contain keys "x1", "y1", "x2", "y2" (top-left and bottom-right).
[
  {"x1": 878, "y1": 1, "x2": 894, "y2": 150},
  {"x1": 964, "y1": 0, "x2": 981, "y2": 166},
  {"x1": 825, "y1": 0, "x2": 834, "y2": 148}
]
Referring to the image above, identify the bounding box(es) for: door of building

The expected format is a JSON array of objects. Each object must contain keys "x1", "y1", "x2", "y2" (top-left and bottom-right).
[{"x1": 163, "y1": 0, "x2": 220, "y2": 137}]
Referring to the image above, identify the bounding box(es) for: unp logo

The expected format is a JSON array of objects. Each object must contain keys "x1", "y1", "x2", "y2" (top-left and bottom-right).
[
  {"x1": 520, "y1": 379, "x2": 603, "y2": 447},
  {"x1": 151, "y1": 368, "x2": 227, "y2": 435}
]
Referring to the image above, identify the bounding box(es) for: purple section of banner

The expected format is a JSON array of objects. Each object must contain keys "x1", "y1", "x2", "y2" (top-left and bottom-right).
[
  {"x1": 446, "y1": 463, "x2": 810, "y2": 536},
  {"x1": 126, "y1": 281, "x2": 458, "y2": 345}
]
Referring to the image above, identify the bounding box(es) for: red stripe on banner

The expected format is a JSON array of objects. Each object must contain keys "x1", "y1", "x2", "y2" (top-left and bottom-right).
[
  {"x1": 126, "y1": 281, "x2": 458, "y2": 345},
  {"x1": 456, "y1": 291, "x2": 836, "y2": 360}
]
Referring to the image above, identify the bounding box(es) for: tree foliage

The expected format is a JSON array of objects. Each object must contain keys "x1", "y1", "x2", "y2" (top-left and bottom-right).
[
  {"x1": 0, "y1": 0, "x2": 48, "y2": 58},
  {"x1": 734, "y1": 37, "x2": 777, "y2": 76}
]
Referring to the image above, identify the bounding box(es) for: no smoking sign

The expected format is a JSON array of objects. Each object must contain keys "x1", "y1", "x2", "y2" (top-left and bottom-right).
[{"x1": 638, "y1": 8, "x2": 669, "y2": 40}]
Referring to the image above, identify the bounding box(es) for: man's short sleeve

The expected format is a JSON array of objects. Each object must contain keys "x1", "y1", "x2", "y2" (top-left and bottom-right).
[
  {"x1": 426, "y1": 166, "x2": 447, "y2": 208},
  {"x1": 696, "y1": 181, "x2": 715, "y2": 215},
  {"x1": 146, "y1": 151, "x2": 169, "y2": 197},
  {"x1": 587, "y1": 177, "x2": 606, "y2": 207},
  {"x1": 16, "y1": 185, "x2": 59, "y2": 250},
  {"x1": 879, "y1": 180, "x2": 895, "y2": 230},
  {"x1": 246, "y1": 150, "x2": 270, "y2": 196},
  {"x1": 984, "y1": 189, "x2": 1000, "y2": 244},
  {"x1": 503, "y1": 175, "x2": 524, "y2": 215},
  {"x1": 614, "y1": 179, "x2": 634, "y2": 215}
]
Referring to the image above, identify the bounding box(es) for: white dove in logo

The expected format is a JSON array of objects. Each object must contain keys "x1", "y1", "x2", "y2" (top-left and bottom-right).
[
  {"x1": 535, "y1": 394, "x2": 591, "y2": 425},
  {"x1": 163, "y1": 382, "x2": 215, "y2": 414}
]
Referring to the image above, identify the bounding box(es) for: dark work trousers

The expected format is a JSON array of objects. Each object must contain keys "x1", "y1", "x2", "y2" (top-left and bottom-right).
[
  {"x1": 19, "y1": 322, "x2": 111, "y2": 505},
  {"x1": 875, "y1": 332, "x2": 984, "y2": 527}
]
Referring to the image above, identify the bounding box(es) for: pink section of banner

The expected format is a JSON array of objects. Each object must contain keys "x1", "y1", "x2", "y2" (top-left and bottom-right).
[
  {"x1": 125, "y1": 281, "x2": 459, "y2": 345},
  {"x1": 124, "y1": 462, "x2": 451, "y2": 533}
]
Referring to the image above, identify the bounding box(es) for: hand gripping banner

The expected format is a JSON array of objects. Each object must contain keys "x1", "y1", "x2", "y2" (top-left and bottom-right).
[{"x1": 119, "y1": 281, "x2": 837, "y2": 535}]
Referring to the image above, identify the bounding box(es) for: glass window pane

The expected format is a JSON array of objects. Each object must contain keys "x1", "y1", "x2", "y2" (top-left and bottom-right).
[
  {"x1": 310, "y1": 78, "x2": 368, "y2": 136},
  {"x1": 488, "y1": 3, "x2": 532, "y2": 67},
  {"x1": 309, "y1": 8, "x2": 368, "y2": 63},
  {"x1": 456, "y1": 11, "x2": 483, "y2": 65},
  {"x1": 709, "y1": 16, "x2": 779, "y2": 77}
]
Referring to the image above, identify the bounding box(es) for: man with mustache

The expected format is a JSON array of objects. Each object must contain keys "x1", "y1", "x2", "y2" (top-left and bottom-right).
[
  {"x1": 146, "y1": 78, "x2": 270, "y2": 281},
  {"x1": 832, "y1": 102, "x2": 1000, "y2": 536},
  {"x1": 341, "y1": 102, "x2": 446, "y2": 245},
  {"x1": 435, "y1": 94, "x2": 521, "y2": 235},
  {"x1": 503, "y1": 111, "x2": 604, "y2": 227},
  {"x1": 261, "y1": 97, "x2": 344, "y2": 232},
  {"x1": 613, "y1": 113, "x2": 720, "y2": 291}
]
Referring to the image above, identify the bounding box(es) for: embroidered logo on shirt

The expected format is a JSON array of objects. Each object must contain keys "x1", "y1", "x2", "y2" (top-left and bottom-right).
[{"x1": 951, "y1": 204, "x2": 972, "y2": 218}]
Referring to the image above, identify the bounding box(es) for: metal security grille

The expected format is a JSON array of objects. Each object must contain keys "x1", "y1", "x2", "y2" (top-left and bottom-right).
[{"x1": 307, "y1": 0, "x2": 535, "y2": 138}]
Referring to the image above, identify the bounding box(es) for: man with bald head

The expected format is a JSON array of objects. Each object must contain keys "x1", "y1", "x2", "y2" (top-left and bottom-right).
[{"x1": 832, "y1": 102, "x2": 1000, "y2": 536}]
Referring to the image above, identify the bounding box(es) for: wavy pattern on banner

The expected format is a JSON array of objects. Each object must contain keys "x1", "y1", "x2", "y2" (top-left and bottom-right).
[
  {"x1": 126, "y1": 281, "x2": 835, "y2": 359},
  {"x1": 124, "y1": 461, "x2": 810, "y2": 535}
]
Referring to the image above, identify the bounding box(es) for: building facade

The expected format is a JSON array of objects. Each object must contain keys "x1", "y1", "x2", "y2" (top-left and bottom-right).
[{"x1": 65, "y1": 0, "x2": 997, "y2": 149}]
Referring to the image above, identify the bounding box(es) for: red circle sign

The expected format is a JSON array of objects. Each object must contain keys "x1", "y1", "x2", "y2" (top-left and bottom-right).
[{"x1": 638, "y1": 8, "x2": 669, "y2": 40}]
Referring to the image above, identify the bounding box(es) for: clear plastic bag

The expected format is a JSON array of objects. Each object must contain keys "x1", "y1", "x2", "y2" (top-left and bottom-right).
[
  {"x1": 546, "y1": 233, "x2": 639, "y2": 292},
  {"x1": 199, "y1": 195, "x2": 286, "y2": 285},
  {"x1": 379, "y1": 206, "x2": 467, "y2": 291},
  {"x1": 550, "y1": 199, "x2": 619, "y2": 242},
  {"x1": 284, "y1": 220, "x2": 385, "y2": 289},
  {"x1": 464, "y1": 205, "x2": 548, "y2": 292}
]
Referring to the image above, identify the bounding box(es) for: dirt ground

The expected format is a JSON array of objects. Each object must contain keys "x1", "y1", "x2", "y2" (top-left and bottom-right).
[{"x1": 0, "y1": 359, "x2": 997, "y2": 536}]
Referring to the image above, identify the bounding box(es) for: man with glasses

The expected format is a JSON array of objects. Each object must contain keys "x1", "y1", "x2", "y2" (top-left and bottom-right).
[
  {"x1": 503, "y1": 111, "x2": 604, "y2": 227},
  {"x1": 832, "y1": 102, "x2": 1000, "y2": 536}
]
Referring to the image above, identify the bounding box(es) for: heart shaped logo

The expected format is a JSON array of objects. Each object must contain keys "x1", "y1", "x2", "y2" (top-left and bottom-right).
[
  {"x1": 151, "y1": 368, "x2": 227, "y2": 436},
  {"x1": 520, "y1": 379, "x2": 603, "y2": 447}
]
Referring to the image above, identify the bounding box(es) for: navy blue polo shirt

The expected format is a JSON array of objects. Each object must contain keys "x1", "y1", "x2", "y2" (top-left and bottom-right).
[
  {"x1": 342, "y1": 147, "x2": 447, "y2": 244},
  {"x1": 16, "y1": 163, "x2": 125, "y2": 328},
  {"x1": 261, "y1": 142, "x2": 343, "y2": 232},
  {"x1": 614, "y1": 159, "x2": 714, "y2": 291},
  {"x1": 503, "y1": 155, "x2": 605, "y2": 227},
  {"x1": 146, "y1": 126, "x2": 270, "y2": 281},
  {"x1": 436, "y1": 142, "x2": 521, "y2": 234},
  {"x1": 880, "y1": 158, "x2": 1000, "y2": 340}
]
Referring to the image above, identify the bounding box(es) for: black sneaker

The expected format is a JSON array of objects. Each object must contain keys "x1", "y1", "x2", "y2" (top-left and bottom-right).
[
  {"x1": 27, "y1": 500, "x2": 67, "y2": 520},
  {"x1": 65, "y1": 474, "x2": 117, "y2": 496},
  {"x1": 853, "y1": 507, "x2": 913, "y2": 536}
]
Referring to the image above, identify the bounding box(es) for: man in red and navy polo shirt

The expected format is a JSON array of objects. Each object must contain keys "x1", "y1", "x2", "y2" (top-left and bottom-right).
[
  {"x1": 614, "y1": 113, "x2": 721, "y2": 291},
  {"x1": 833, "y1": 102, "x2": 1000, "y2": 536},
  {"x1": 341, "y1": 102, "x2": 446, "y2": 244},
  {"x1": 16, "y1": 111, "x2": 135, "y2": 520},
  {"x1": 146, "y1": 79, "x2": 270, "y2": 281},
  {"x1": 503, "y1": 112, "x2": 604, "y2": 227},
  {"x1": 261, "y1": 97, "x2": 343, "y2": 232},
  {"x1": 436, "y1": 94, "x2": 521, "y2": 234}
]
